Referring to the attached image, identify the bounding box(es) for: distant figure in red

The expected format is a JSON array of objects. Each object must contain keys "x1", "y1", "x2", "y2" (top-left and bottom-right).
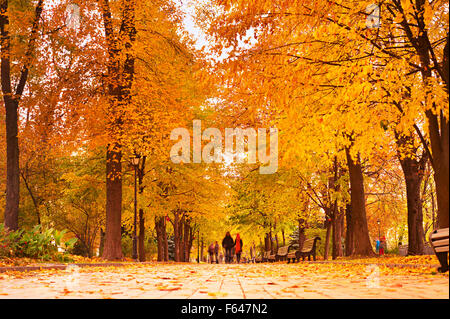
[{"x1": 235, "y1": 233, "x2": 243, "y2": 263}]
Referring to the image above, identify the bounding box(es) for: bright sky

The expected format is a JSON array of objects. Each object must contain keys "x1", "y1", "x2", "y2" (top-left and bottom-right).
[{"x1": 179, "y1": 0, "x2": 209, "y2": 50}]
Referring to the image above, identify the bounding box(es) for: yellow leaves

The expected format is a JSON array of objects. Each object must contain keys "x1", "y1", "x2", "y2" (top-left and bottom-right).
[
  {"x1": 393, "y1": 14, "x2": 404, "y2": 24},
  {"x1": 422, "y1": 1, "x2": 434, "y2": 27}
]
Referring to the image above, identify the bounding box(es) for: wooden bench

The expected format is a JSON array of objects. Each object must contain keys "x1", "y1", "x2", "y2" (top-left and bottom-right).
[
  {"x1": 429, "y1": 228, "x2": 449, "y2": 273},
  {"x1": 261, "y1": 251, "x2": 271, "y2": 262},
  {"x1": 266, "y1": 246, "x2": 290, "y2": 262},
  {"x1": 287, "y1": 237, "x2": 321, "y2": 263},
  {"x1": 275, "y1": 246, "x2": 290, "y2": 262}
]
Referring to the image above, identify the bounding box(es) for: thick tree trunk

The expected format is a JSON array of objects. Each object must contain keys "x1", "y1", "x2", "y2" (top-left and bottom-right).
[
  {"x1": 269, "y1": 229, "x2": 273, "y2": 253},
  {"x1": 428, "y1": 119, "x2": 449, "y2": 229},
  {"x1": 345, "y1": 148, "x2": 375, "y2": 256},
  {"x1": 264, "y1": 233, "x2": 270, "y2": 252},
  {"x1": 404, "y1": 170, "x2": 425, "y2": 255},
  {"x1": 3, "y1": 99, "x2": 19, "y2": 231},
  {"x1": 345, "y1": 204, "x2": 353, "y2": 256},
  {"x1": 396, "y1": 133, "x2": 426, "y2": 255},
  {"x1": 173, "y1": 211, "x2": 184, "y2": 262},
  {"x1": 332, "y1": 209, "x2": 344, "y2": 260},
  {"x1": 298, "y1": 218, "x2": 306, "y2": 251},
  {"x1": 102, "y1": 145, "x2": 123, "y2": 260}
]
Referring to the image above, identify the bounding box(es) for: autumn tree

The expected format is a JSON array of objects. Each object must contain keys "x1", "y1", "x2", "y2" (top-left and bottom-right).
[{"x1": 1, "y1": 0, "x2": 44, "y2": 230}]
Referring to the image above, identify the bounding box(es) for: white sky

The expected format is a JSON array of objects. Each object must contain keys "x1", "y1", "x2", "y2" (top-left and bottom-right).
[{"x1": 179, "y1": 0, "x2": 210, "y2": 50}]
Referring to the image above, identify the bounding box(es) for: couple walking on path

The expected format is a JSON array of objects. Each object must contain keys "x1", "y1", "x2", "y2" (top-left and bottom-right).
[{"x1": 222, "y1": 232, "x2": 243, "y2": 263}]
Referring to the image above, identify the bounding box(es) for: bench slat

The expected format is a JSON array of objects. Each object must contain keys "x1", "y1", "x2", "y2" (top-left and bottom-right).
[
  {"x1": 435, "y1": 246, "x2": 449, "y2": 252},
  {"x1": 432, "y1": 228, "x2": 449, "y2": 234},
  {"x1": 431, "y1": 233, "x2": 449, "y2": 241},
  {"x1": 430, "y1": 228, "x2": 449, "y2": 239},
  {"x1": 432, "y1": 239, "x2": 449, "y2": 247}
]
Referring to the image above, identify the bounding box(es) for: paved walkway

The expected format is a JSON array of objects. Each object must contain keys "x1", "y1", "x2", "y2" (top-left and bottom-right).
[{"x1": 0, "y1": 263, "x2": 448, "y2": 299}]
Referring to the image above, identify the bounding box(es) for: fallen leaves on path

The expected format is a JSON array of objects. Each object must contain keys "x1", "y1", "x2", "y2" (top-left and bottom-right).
[{"x1": 0, "y1": 261, "x2": 447, "y2": 299}]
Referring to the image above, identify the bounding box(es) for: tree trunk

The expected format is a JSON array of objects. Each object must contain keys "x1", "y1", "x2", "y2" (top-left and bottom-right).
[
  {"x1": 183, "y1": 217, "x2": 190, "y2": 262},
  {"x1": 173, "y1": 211, "x2": 180, "y2": 261},
  {"x1": 269, "y1": 229, "x2": 273, "y2": 253},
  {"x1": 396, "y1": 132, "x2": 427, "y2": 255},
  {"x1": 401, "y1": 160, "x2": 425, "y2": 255},
  {"x1": 406, "y1": 173, "x2": 425, "y2": 255},
  {"x1": 298, "y1": 218, "x2": 306, "y2": 251},
  {"x1": 187, "y1": 224, "x2": 194, "y2": 262},
  {"x1": 180, "y1": 214, "x2": 186, "y2": 262},
  {"x1": 137, "y1": 157, "x2": 146, "y2": 261},
  {"x1": 345, "y1": 204, "x2": 353, "y2": 256},
  {"x1": 332, "y1": 209, "x2": 344, "y2": 259},
  {"x1": 264, "y1": 233, "x2": 270, "y2": 252},
  {"x1": 103, "y1": 145, "x2": 123, "y2": 260},
  {"x1": 323, "y1": 213, "x2": 331, "y2": 260},
  {"x1": 155, "y1": 216, "x2": 164, "y2": 261},
  {"x1": 200, "y1": 238, "x2": 204, "y2": 262},
  {"x1": 162, "y1": 218, "x2": 168, "y2": 261},
  {"x1": 345, "y1": 148, "x2": 375, "y2": 256},
  {"x1": 3, "y1": 99, "x2": 19, "y2": 231},
  {"x1": 99, "y1": 228, "x2": 105, "y2": 257}
]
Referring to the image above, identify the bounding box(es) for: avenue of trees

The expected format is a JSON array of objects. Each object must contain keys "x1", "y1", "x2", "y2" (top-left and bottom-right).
[{"x1": 1, "y1": 0, "x2": 448, "y2": 261}]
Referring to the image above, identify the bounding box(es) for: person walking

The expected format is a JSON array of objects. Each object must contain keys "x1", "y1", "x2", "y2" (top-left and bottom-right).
[
  {"x1": 250, "y1": 242, "x2": 256, "y2": 263},
  {"x1": 214, "y1": 241, "x2": 219, "y2": 264},
  {"x1": 208, "y1": 242, "x2": 215, "y2": 264},
  {"x1": 222, "y1": 232, "x2": 234, "y2": 263},
  {"x1": 235, "y1": 233, "x2": 243, "y2": 263}
]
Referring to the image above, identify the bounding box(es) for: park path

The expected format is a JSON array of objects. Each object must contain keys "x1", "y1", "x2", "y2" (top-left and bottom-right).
[{"x1": 0, "y1": 262, "x2": 448, "y2": 299}]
